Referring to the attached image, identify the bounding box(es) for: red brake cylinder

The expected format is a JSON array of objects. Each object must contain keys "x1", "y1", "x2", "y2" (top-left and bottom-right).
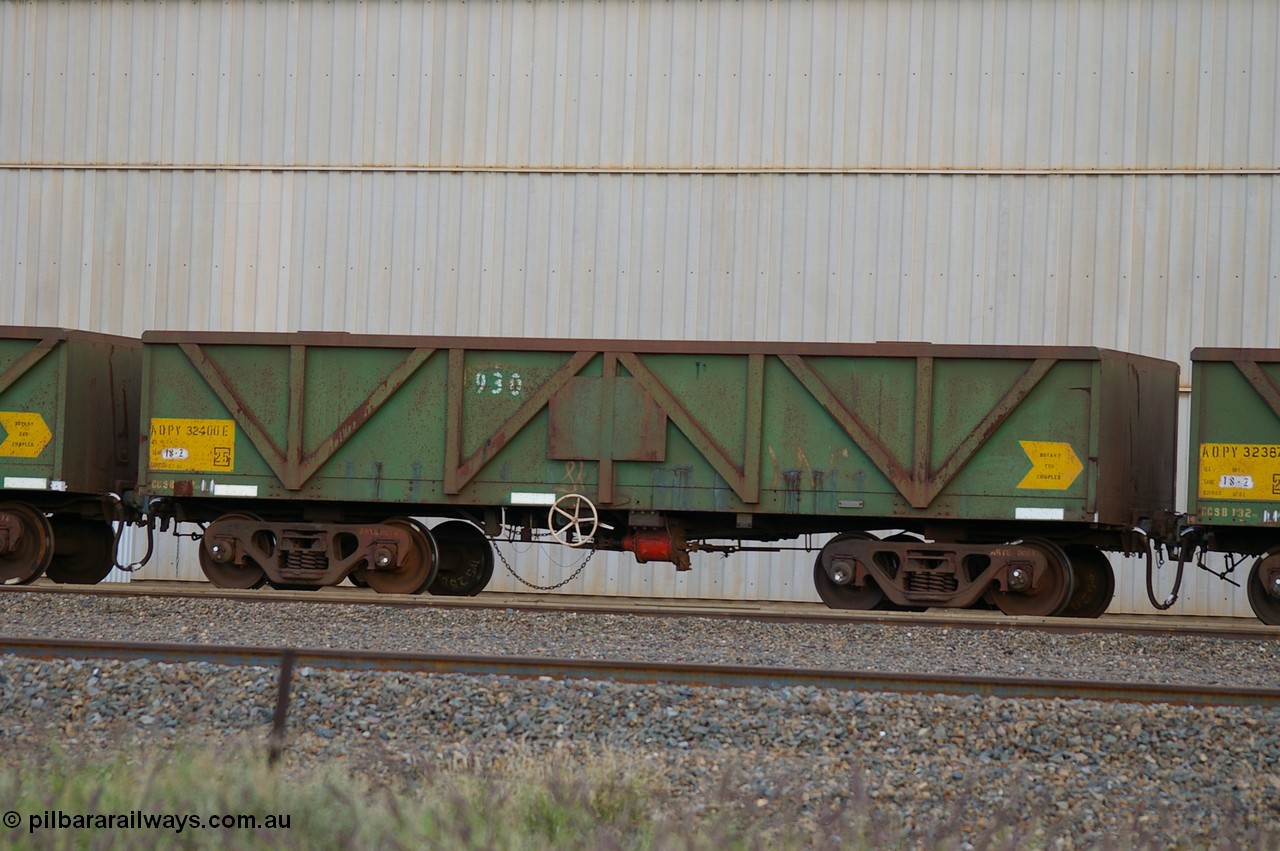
[{"x1": 623, "y1": 529, "x2": 674, "y2": 564}]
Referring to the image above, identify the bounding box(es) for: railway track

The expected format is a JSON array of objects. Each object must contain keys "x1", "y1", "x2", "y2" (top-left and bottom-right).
[
  {"x1": 2, "y1": 635, "x2": 1278, "y2": 708},
  {"x1": 5, "y1": 579, "x2": 1276, "y2": 641}
]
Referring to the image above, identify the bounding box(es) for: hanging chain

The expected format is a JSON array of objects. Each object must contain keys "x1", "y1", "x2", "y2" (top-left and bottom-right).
[{"x1": 494, "y1": 543, "x2": 596, "y2": 591}]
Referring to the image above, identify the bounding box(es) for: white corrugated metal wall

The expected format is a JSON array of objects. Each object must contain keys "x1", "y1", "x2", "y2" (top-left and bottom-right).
[
  {"x1": 2, "y1": 0, "x2": 1278, "y2": 615},
  {"x1": 5, "y1": 0, "x2": 1279, "y2": 169}
]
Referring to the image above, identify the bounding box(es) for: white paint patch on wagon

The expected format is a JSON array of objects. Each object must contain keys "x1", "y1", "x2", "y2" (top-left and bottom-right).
[
  {"x1": 211, "y1": 484, "x2": 259, "y2": 497},
  {"x1": 510, "y1": 492, "x2": 557, "y2": 506},
  {"x1": 1015, "y1": 507, "x2": 1066, "y2": 521},
  {"x1": 2, "y1": 477, "x2": 48, "y2": 490}
]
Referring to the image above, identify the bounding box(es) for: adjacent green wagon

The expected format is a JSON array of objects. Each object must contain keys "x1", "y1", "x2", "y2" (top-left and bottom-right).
[
  {"x1": 0, "y1": 327, "x2": 141, "y2": 585},
  {"x1": 1187, "y1": 348, "x2": 1280, "y2": 623}
]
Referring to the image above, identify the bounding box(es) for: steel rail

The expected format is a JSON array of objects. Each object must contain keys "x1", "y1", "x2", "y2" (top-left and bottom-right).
[
  {"x1": 5, "y1": 581, "x2": 1277, "y2": 641},
  {"x1": 1, "y1": 636, "x2": 1277, "y2": 708},
  {"x1": 7, "y1": 162, "x2": 1279, "y2": 177}
]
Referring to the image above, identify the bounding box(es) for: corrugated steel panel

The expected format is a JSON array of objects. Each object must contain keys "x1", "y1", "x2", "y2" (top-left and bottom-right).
[
  {"x1": 4, "y1": 169, "x2": 1279, "y2": 358},
  {"x1": 3, "y1": 0, "x2": 1280, "y2": 170}
]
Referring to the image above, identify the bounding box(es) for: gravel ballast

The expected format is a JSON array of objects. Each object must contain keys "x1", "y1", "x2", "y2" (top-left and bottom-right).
[
  {"x1": 2, "y1": 592, "x2": 1279, "y2": 846},
  {"x1": 2, "y1": 592, "x2": 1278, "y2": 686}
]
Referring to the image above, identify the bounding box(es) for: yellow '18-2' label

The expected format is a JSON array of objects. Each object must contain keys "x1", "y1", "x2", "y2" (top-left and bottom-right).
[
  {"x1": 149, "y1": 418, "x2": 235, "y2": 472},
  {"x1": 1197, "y1": 443, "x2": 1280, "y2": 501}
]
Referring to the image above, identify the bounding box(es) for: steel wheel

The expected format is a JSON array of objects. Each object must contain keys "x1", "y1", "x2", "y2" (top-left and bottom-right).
[
  {"x1": 814, "y1": 532, "x2": 884, "y2": 610},
  {"x1": 428, "y1": 520, "x2": 495, "y2": 597},
  {"x1": 0, "y1": 502, "x2": 54, "y2": 585},
  {"x1": 46, "y1": 515, "x2": 116, "y2": 585},
  {"x1": 1060, "y1": 545, "x2": 1115, "y2": 619},
  {"x1": 199, "y1": 513, "x2": 269, "y2": 589},
  {"x1": 365, "y1": 518, "x2": 437, "y2": 595},
  {"x1": 989, "y1": 538, "x2": 1074, "y2": 617},
  {"x1": 1247, "y1": 547, "x2": 1280, "y2": 626}
]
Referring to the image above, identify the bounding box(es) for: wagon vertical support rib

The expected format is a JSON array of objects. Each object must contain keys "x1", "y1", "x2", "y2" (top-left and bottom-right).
[
  {"x1": 444, "y1": 349, "x2": 466, "y2": 495},
  {"x1": 616, "y1": 353, "x2": 761, "y2": 504},
  {"x1": 444, "y1": 349, "x2": 597, "y2": 495},
  {"x1": 286, "y1": 346, "x2": 307, "y2": 488},
  {"x1": 0, "y1": 337, "x2": 58, "y2": 396},
  {"x1": 744, "y1": 354, "x2": 765, "y2": 501},
  {"x1": 598, "y1": 353, "x2": 618, "y2": 504},
  {"x1": 913, "y1": 357, "x2": 935, "y2": 485},
  {"x1": 780, "y1": 354, "x2": 1057, "y2": 509},
  {"x1": 177, "y1": 343, "x2": 436, "y2": 491}
]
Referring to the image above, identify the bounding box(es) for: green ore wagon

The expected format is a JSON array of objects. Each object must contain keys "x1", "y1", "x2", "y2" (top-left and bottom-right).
[
  {"x1": 0, "y1": 327, "x2": 142, "y2": 585},
  {"x1": 136, "y1": 333, "x2": 1179, "y2": 617}
]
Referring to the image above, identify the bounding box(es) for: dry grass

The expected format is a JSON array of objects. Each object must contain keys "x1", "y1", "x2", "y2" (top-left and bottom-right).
[{"x1": 0, "y1": 740, "x2": 1274, "y2": 850}]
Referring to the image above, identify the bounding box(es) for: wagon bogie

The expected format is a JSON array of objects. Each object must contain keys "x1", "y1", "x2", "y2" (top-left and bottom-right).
[
  {"x1": 814, "y1": 534, "x2": 1083, "y2": 617},
  {"x1": 197, "y1": 512, "x2": 443, "y2": 595}
]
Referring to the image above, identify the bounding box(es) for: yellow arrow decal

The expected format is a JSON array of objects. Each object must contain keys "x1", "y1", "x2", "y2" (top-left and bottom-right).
[
  {"x1": 1017, "y1": 441, "x2": 1083, "y2": 490},
  {"x1": 0, "y1": 412, "x2": 53, "y2": 458}
]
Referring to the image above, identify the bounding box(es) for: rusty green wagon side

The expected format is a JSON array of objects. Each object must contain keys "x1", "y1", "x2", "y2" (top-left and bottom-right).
[
  {"x1": 136, "y1": 332, "x2": 1179, "y2": 616},
  {"x1": 0, "y1": 327, "x2": 142, "y2": 585}
]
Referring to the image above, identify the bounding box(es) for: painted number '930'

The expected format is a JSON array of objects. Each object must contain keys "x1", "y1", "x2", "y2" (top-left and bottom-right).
[{"x1": 475, "y1": 370, "x2": 523, "y2": 398}]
